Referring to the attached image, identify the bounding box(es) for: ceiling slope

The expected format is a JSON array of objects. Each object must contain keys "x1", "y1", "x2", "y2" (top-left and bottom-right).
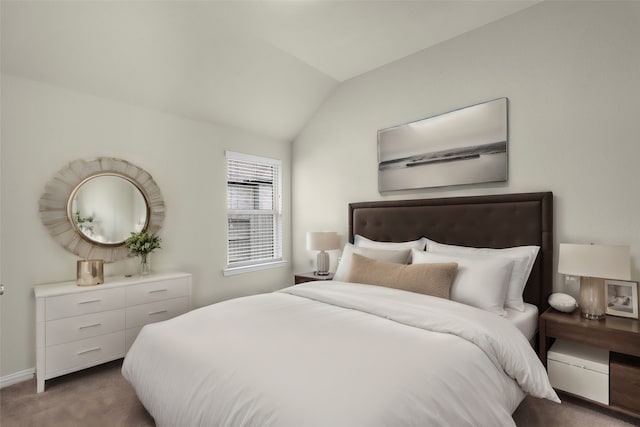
[{"x1": 1, "y1": 1, "x2": 539, "y2": 141}]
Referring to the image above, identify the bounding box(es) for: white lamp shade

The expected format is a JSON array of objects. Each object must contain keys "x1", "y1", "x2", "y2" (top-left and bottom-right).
[
  {"x1": 306, "y1": 232, "x2": 339, "y2": 251},
  {"x1": 558, "y1": 243, "x2": 631, "y2": 280}
]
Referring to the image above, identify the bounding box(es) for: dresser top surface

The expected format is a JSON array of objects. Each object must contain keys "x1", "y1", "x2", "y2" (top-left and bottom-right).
[{"x1": 34, "y1": 271, "x2": 191, "y2": 298}]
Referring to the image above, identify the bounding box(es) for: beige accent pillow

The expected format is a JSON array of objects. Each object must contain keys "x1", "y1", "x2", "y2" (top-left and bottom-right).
[
  {"x1": 333, "y1": 243, "x2": 412, "y2": 281},
  {"x1": 346, "y1": 253, "x2": 458, "y2": 299}
]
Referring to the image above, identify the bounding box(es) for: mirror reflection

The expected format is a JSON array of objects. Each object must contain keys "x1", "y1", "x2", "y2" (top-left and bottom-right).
[{"x1": 69, "y1": 174, "x2": 148, "y2": 245}]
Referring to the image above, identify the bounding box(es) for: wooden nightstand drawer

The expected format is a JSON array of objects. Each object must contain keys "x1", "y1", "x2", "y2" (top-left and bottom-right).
[{"x1": 610, "y1": 352, "x2": 640, "y2": 413}]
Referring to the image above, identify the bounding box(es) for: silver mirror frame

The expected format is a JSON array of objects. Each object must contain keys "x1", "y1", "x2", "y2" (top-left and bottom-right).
[{"x1": 39, "y1": 157, "x2": 165, "y2": 262}]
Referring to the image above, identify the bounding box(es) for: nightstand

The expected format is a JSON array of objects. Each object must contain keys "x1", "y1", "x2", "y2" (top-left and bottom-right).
[
  {"x1": 539, "y1": 308, "x2": 640, "y2": 419},
  {"x1": 294, "y1": 271, "x2": 334, "y2": 284}
]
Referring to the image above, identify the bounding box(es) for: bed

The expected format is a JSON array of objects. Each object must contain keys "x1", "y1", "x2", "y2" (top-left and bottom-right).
[{"x1": 122, "y1": 192, "x2": 559, "y2": 427}]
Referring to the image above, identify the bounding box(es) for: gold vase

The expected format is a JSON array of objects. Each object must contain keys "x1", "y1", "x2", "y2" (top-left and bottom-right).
[{"x1": 77, "y1": 260, "x2": 104, "y2": 286}]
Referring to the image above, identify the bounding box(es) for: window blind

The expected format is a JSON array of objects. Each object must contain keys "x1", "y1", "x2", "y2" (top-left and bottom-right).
[{"x1": 226, "y1": 151, "x2": 282, "y2": 268}]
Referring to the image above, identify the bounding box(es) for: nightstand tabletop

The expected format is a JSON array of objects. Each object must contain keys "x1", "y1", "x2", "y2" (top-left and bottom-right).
[{"x1": 294, "y1": 271, "x2": 334, "y2": 284}]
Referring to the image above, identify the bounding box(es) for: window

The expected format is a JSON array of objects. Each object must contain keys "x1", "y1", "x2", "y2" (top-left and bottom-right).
[{"x1": 224, "y1": 151, "x2": 284, "y2": 275}]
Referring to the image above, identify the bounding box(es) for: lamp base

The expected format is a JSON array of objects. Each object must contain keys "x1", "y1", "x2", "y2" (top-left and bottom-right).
[
  {"x1": 581, "y1": 311, "x2": 605, "y2": 320},
  {"x1": 316, "y1": 250, "x2": 330, "y2": 276},
  {"x1": 580, "y1": 276, "x2": 606, "y2": 320}
]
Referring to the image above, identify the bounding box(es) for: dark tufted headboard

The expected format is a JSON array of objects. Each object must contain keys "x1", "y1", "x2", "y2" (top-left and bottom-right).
[{"x1": 348, "y1": 192, "x2": 553, "y2": 313}]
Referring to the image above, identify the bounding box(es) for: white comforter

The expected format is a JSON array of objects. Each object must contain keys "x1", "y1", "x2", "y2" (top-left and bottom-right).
[{"x1": 122, "y1": 282, "x2": 559, "y2": 427}]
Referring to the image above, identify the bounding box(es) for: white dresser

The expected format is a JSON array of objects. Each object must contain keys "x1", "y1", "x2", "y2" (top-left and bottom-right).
[{"x1": 34, "y1": 271, "x2": 192, "y2": 393}]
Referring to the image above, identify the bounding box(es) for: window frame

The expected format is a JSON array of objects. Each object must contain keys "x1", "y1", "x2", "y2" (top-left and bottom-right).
[{"x1": 223, "y1": 151, "x2": 286, "y2": 276}]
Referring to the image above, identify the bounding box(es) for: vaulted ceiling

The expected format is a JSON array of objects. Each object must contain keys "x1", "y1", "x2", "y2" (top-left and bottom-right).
[{"x1": 1, "y1": 1, "x2": 539, "y2": 141}]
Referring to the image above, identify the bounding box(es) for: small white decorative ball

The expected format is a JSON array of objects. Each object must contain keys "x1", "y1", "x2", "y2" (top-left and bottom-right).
[{"x1": 548, "y1": 293, "x2": 578, "y2": 313}]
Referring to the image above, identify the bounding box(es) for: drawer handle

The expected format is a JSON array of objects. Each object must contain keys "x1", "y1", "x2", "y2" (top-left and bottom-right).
[
  {"x1": 78, "y1": 299, "x2": 102, "y2": 305},
  {"x1": 78, "y1": 323, "x2": 102, "y2": 330},
  {"x1": 148, "y1": 289, "x2": 168, "y2": 294},
  {"x1": 148, "y1": 309, "x2": 168, "y2": 316},
  {"x1": 77, "y1": 346, "x2": 101, "y2": 355}
]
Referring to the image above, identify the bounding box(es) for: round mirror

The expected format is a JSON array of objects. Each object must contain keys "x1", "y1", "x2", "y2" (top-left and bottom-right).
[
  {"x1": 39, "y1": 157, "x2": 164, "y2": 262},
  {"x1": 68, "y1": 174, "x2": 150, "y2": 246}
]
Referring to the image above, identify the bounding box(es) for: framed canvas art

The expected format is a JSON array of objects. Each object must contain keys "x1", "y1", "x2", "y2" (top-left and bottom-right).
[{"x1": 378, "y1": 98, "x2": 508, "y2": 192}]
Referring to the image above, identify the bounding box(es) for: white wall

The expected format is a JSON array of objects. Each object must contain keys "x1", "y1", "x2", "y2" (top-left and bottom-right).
[
  {"x1": 0, "y1": 75, "x2": 293, "y2": 377},
  {"x1": 292, "y1": 2, "x2": 640, "y2": 290}
]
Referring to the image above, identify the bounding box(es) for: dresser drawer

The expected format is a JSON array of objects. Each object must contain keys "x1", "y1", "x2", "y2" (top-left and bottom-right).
[
  {"x1": 45, "y1": 288, "x2": 125, "y2": 321},
  {"x1": 45, "y1": 310, "x2": 125, "y2": 347},
  {"x1": 125, "y1": 296, "x2": 190, "y2": 328},
  {"x1": 126, "y1": 277, "x2": 191, "y2": 306},
  {"x1": 45, "y1": 331, "x2": 125, "y2": 377}
]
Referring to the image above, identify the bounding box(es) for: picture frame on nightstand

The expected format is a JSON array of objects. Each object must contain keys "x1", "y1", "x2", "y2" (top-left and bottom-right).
[{"x1": 605, "y1": 279, "x2": 639, "y2": 319}]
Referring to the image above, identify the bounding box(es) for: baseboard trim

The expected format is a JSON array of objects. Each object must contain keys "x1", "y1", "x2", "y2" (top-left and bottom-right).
[{"x1": 0, "y1": 368, "x2": 35, "y2": 388}]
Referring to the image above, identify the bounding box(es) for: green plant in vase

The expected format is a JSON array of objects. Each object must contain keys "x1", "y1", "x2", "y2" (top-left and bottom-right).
[{"x1": 124, "y1": 231, "x2": 162, "y2": 276}]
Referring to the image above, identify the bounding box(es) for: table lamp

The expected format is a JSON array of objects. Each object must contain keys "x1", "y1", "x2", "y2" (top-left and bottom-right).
[
  {"x1": 306, "y1": 231, "x2": 339, "y2": 276},
  {"x1": 558, "y1": 243, "x2": 631, "y2": 320}
]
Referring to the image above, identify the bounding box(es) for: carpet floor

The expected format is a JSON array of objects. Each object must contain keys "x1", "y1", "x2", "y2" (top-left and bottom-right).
[{"x1": 1, "y1": 359, "x2": 638, "y2": 426}]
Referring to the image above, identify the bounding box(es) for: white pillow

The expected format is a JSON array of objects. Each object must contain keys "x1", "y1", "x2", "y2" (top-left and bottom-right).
[
  {"x1": 334, "y1": 243, "x2": 411, "y2": 282},
  {"x1": 425, "y1": 239, "x2": 539, "y2": 312},
  {"x1": 354, "y1": 235, "x2": 428, "y2": 250},
  {"x1": 412, "y1": 249, "x2": 514, "y2": 316}
]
